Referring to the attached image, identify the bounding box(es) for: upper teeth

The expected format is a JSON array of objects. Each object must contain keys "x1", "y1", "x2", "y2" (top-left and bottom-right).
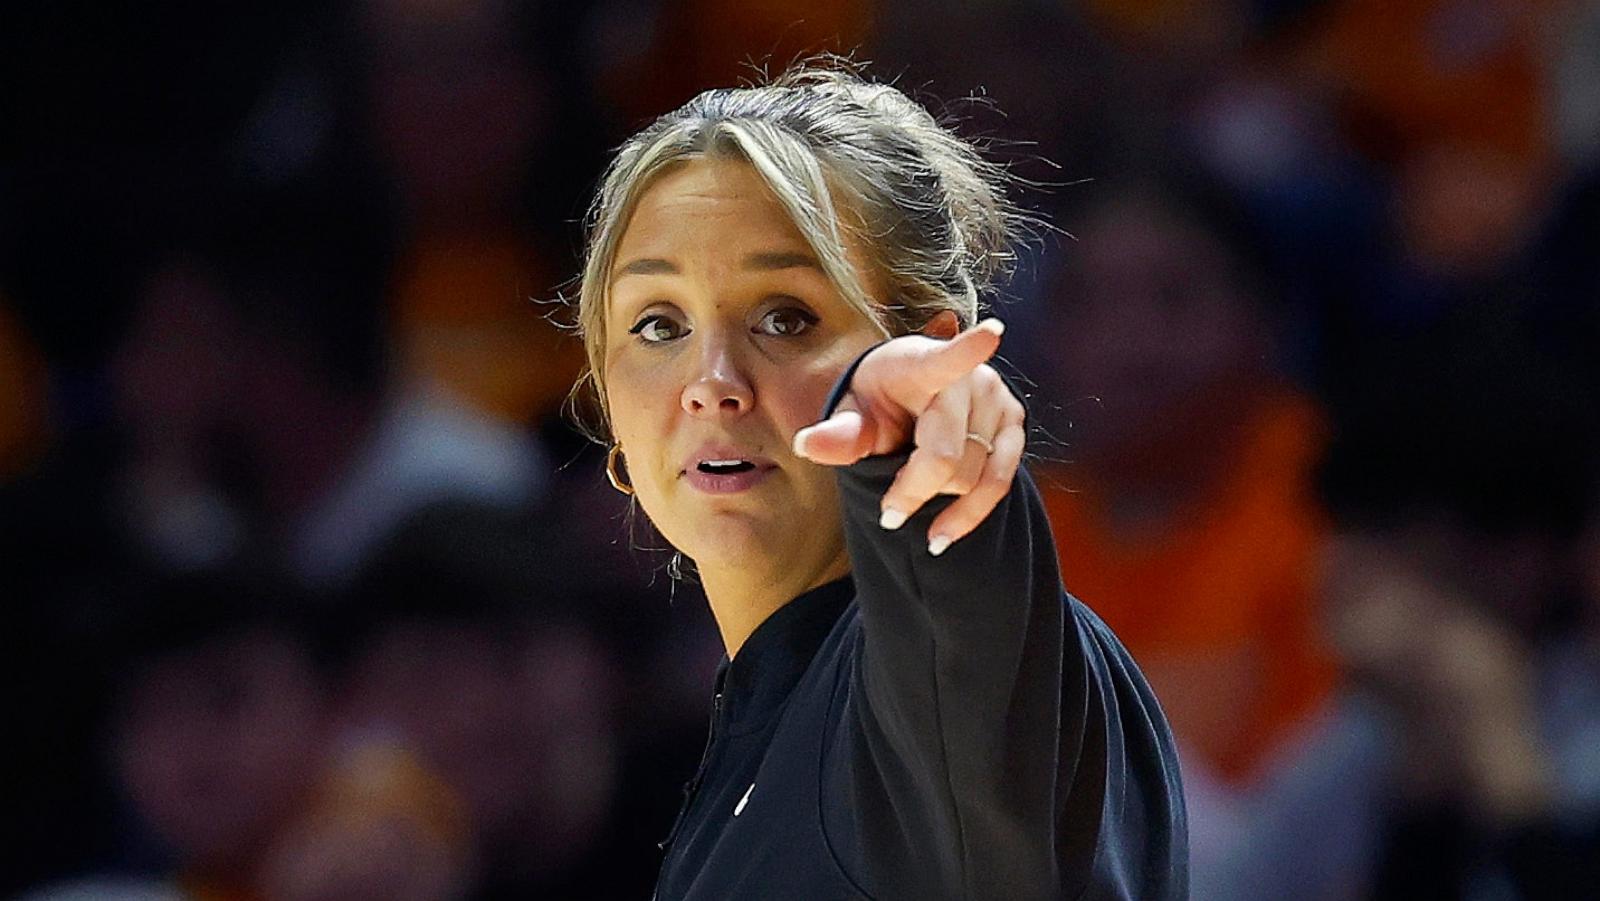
[{"x1": 705, "y1": 460, "x2": 744, "y2": 467}]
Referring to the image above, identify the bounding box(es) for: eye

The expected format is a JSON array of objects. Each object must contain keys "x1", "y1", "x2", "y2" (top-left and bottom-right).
[
  {"x1": 756, "y1": 305, "x2": 818, "y2": 337},
  {"x1": 628, "y1": 313, "x2": 687, "y2": 343}
]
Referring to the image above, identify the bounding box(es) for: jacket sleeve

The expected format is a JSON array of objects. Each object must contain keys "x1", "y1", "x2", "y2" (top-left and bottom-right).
[{"x1": 817, "y1": 355, "x2": 1188, "y2": 900}]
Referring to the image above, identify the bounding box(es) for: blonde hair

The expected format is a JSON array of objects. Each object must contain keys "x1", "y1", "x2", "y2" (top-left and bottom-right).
[{"x1": 572, "y1": 61, "x2": 1023, "y2": 441}]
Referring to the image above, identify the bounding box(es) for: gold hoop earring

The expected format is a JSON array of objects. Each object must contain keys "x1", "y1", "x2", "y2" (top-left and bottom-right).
[{"x1": 605, "y1": 444, "x2": 634, "y2": 495}]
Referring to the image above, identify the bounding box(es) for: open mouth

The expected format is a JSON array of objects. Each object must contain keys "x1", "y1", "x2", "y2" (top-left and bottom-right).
[{"x1": 697, "y1": 459, "x2": 756, "y2": 475}]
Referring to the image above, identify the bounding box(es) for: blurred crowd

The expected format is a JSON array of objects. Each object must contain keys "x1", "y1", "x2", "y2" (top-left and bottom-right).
[{"x1": 2, "y1": 0, "x2": 1597, "y2": 899}]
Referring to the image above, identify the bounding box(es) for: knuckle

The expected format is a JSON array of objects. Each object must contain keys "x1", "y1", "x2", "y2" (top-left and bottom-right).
[
  {"x1": 948, "y1": 473, "x2": 979, "y2": 495},
  {"x1": 943, "y1": 385, "x2": 971, "y2": 412},
  {"x1": 898, "y1": 473, "x2": 931, "y2": 496},
  {"x1": 926, "y1": 443, "x2": 964, "y2": 467}
]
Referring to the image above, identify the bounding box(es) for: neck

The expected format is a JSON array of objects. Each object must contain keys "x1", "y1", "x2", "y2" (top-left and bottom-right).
[{"x1": 697, "y1": 549, "x2": 851, "y2": 659}]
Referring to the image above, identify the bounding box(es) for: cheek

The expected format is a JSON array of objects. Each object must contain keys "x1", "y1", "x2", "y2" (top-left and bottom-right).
[
  {"x1": 603, "y1": 355, "x2": 655, "y2": 436},
  {"x1": 782, "y1": 331, "x2": 879, "y2": 423},
  {"x1": 779, "y1": 365, "x2": 847, "y2": 430},
  {"x1": 603, "y1": 358, "x2": 677, "y2": 484}
]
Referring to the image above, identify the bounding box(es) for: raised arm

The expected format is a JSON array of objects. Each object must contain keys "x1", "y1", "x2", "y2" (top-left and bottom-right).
[
  {"x1": 796, "y1": 320, "x2": 1186, "y2": 900},
  {"x1": 796, "y1": 321, "x2": 1059, "y2": 897}
]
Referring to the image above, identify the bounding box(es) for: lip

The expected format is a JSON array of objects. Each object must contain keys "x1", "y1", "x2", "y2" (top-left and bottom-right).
[{"x1": 681, "y1": 444, "x2": 778, "y2": 495}]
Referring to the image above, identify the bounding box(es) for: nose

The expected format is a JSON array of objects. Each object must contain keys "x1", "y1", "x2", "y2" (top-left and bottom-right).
[{"x1": 681, "y1": 336, "x2": 753, "y2": 418}]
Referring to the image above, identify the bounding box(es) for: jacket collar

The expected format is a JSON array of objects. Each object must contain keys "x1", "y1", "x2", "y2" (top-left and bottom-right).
[{"x1": 715, "y1": 576, "x2": 853, "y2": 735}]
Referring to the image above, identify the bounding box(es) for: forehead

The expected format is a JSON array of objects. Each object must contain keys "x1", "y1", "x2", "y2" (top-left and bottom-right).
[{"x1": 614, "y1": 157, "x2": 812, "y2": 263}]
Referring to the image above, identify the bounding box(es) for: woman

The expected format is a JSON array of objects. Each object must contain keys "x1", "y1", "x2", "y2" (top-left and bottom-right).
[{"x1": 574, "y1": 64, "x2": 1187, "y2": 900}]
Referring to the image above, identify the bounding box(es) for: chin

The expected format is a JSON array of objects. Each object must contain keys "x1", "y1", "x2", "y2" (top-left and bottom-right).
[
  {"x1": 642, "y1": 479, "x2": 842, "y2": 571},
  {"x1": 677, "y1": 507, "x2": 791, "y2": 568}
]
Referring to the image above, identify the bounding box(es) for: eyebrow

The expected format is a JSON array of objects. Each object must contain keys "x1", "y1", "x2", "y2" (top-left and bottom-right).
[
  {"x1": 611, "y1": 251, "x2": 823, "y2": 281},
  {"x1": 613, "y1": 257, "x2": 678, "y2": 278},
  {"x1": 743, "y1": 251, "x2": 822, "y2": 271}
]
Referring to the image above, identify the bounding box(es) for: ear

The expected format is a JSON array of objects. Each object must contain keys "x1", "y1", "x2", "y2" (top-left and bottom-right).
[{"x1": 919, "y1": 309, "x2": 960, "y2": 340}]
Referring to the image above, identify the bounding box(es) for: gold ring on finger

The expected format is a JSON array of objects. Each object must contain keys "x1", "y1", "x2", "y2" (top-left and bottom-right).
[{"x1": 964, "y1": 431, "x2": 995, "y2": 454}]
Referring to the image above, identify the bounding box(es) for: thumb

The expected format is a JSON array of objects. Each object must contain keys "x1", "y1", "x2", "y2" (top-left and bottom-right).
[{"x1": 793, "y1": 408, "x2": 876, "y2": 466}]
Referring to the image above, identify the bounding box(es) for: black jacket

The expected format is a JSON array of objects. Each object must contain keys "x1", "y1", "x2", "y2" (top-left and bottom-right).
[{"x1": 654, "y1": 354, "x2": 1188, "y2": 899}]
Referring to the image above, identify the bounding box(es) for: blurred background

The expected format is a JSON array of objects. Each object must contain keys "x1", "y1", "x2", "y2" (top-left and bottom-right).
[{"x1": 2, "y1": 0, "x2": 1597, "y2": 898}]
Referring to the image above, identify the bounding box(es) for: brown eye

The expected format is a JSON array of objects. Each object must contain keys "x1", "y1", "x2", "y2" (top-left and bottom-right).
[{"x1": 756, "y1": 306, "x2": 818, "y2": 337}]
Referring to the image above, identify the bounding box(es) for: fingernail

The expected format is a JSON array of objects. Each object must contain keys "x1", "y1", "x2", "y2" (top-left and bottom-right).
[
  {"x1": 928, "y1": 535, "x2": 952, "y2": 556},
  {"x1": 879, "y1": 508, "x2": 908, "y2": 530},
  {"x1": 978, "y1": 318, "x2": 1005, "y2": 337},
  {"x1": 792, "y1": 429, "x2": 811, "y2": 459}
]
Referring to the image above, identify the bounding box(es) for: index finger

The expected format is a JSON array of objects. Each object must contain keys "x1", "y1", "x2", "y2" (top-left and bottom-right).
[{"x1": 909, "y1": 318, "x2": 1005, "y2": 397}]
